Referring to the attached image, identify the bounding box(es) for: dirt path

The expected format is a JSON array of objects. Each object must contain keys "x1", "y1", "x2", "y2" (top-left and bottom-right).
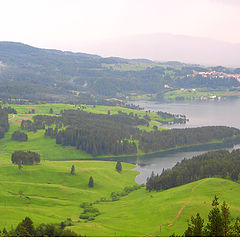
[{"x1": 167, "y1": 179, "x2": 211, "y2": 227}]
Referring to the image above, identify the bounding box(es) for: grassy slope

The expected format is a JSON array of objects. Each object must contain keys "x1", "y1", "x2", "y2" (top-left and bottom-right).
[
  {"x1": 0, "y1": 159, "x2": 138, "y2": 230},
  {"x1": 0, "y1": 159, "x2": 240, "y2": 237},
  {"x1": 70, "y1": 178, "x2": 240, "y2": 236}
]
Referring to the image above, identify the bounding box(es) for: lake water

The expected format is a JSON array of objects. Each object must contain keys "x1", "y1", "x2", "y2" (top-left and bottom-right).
[{"x1": 128, "y1": 99, "x2": 240, "y2": 184}]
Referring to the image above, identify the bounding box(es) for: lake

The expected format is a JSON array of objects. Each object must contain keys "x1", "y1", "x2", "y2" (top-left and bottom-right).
[{"x1": 128, "y1": 98, "x2": 240, "y2": 184}]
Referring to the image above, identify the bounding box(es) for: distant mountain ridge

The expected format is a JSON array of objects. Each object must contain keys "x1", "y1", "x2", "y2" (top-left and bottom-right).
[
  {"x1": 0, "y1": 41, "x2": 239, "y2": 102},
  {"x1": 76, "y1": 33, "x2": 240, "y2": 67}
]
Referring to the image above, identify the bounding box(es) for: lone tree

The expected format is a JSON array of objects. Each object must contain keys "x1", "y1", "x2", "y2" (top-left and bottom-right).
[
  {"x1": 88, "y1": 176, "x2": 94, "y2": 188},
  {"x1": 49, "y1": 108, "x2": 53, "y2": 114},
  {"x1": 116, "y1": 161, "x2": 122, "y2": 173},
  {"x1": 18, "y1": 161, "x2": 23, "y2": 171},
  {"x1": 70, "y1": 165, "x2": 75, "y2": 175},
  {"x1": 12, "y1": 131, "x2": 28, "y2": 142}
]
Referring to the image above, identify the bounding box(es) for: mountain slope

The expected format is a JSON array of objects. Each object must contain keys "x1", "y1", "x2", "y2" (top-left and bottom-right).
[{"x1": 0, "y1": 41, "x2": 239, "y2": 102}]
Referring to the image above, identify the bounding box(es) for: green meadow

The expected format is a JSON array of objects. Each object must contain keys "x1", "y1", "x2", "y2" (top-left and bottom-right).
[
  {"x1": 2, "y1": 103, "x2": 240, "y2": 236},
  {"x1": 0, "y1": 157, "x2": 239, "y2": 237},
  {"x1": 72, "y1": 177, "x2": 240, "y2": 237}
]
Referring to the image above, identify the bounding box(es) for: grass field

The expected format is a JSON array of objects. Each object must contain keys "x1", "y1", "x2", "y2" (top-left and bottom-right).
[
  {"x1": 70, "y1": 178, "x2": 240, "y2": 236},
  {"x1": 0, "y1": 158, "x2": 239, "y2": 237},
  {"x1": 0, "y1": 159, "x2": 139, "y2": 232}
]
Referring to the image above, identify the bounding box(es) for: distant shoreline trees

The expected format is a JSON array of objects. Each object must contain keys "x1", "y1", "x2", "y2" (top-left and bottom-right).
[{"x1": 146, "y1": 149, "x2": 240, "y2": 191}]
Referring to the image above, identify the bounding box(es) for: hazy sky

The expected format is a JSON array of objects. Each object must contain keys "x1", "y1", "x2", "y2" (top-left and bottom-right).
[{"x1": 0, "y1": 0, "x2": 240, "y2": 51}]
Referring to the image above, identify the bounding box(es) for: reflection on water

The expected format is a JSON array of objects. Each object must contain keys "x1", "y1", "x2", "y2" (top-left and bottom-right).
[{"x1": 126, "y1": 99, "x2": 240, "y2": 184}]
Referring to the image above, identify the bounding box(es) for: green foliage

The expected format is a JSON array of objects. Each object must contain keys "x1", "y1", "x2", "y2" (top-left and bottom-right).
[
  {"x1": 11, "y1": 150, "x2": 40, "y2": 165},
  {"x1": 49, "y1": 108, "x2": 53, "y2": 114},
  {"x1": 146, "y1": 149, "x2": 240, "y2": 191},
  {"x1": 88, "y1": 176, "x2": 94, "y2": 188},
  {"x1": 79, "y1": 202, "x2": 100, "y2": 221},
  {"x1": 11, "y1": 131, "x2": 28, "y2": 142},
  {"x1": 70, "y1": 165, "x2": 75, "y2": 175},
  {"x1": 0, "y1": 108, "x2": 9, "y2": 138},
  {"x1": 140, "y1": 126, "x2": 240, "y2": 153},
  {"x1": 184, "y1": 196, "x2": 240, "y2": 237},
  {"x1": 116, "y1": 161, "x2": 122, "y2": 173}
]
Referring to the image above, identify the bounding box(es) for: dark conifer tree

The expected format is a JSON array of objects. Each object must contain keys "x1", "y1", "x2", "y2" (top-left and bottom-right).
[
  {"x1": 70, "y1": 165, "x2": 75, "y2": 175},
  {"x1": 116, "y1": 161, "x2": 122, "y2": 173},
  {"x1": 88, "y1": 176, "x2": 94, "y2": 188}
]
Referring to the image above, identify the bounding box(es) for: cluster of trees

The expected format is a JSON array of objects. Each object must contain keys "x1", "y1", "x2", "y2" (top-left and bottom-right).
[
  {"x1": 12, "y1": 151, "x2": 40, "y2": 165},
  {"x1": 45, "y1": 110, "x2": 142, "y2": 156},
  {"x1": 183, "y1": 196, "x2": 240, "y2": 237},
  {"x1": 0, "y1": 108, "x2": 9, "y2": 138},
  {"x1": 11, "y1": 131, "x2": 28, "y2": 141},
  {"x1": 21, "y1": 115, "x2": 62, "y2": 132},
  {"x1": 146, "y1": 149, "x2": 240, "y2": 191},
  {"x1": 0, "y1": 217, "x2": 78, "y2": 237},
  {"x1": 139, "y1": 126, "x2": 240, "y2": 153},
  {"x1": 0, "y1": 106, "x2": 17, "y2": 114}
]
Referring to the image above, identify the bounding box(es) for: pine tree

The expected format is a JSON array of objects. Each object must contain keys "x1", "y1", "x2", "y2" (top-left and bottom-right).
[
  {"x1": 184, "y1": 213, "x2": 204, "y2": 237},
  {"x1": 115, "y1": 161, "x2": 122, "y2": 173},
  {"x1": 88, "y1": 176, "x2": 94, "y2": 188},
  {"x1": 221, "y1": 201, "x2": 231, "y2": 236},
  {"x1": 15, "y1": 217, "x2": 35, "y2": 237},
  {"x1": 70, "y1": 165, "x2": 75, "y2": 175},
  {"x1": 18, "y1": 161, "x2": 23, "y2": 171},
  {"x1": 205, "y1": 196, "x2": 224, "y2": 237}
]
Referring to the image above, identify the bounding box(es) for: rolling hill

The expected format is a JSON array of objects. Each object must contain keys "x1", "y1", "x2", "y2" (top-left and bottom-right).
[{"x1": 0, "y1": 41, "x2": 239, "y2": 102}]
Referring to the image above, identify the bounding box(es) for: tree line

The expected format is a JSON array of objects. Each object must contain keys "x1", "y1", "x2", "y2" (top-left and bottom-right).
[
  {"x1": 146, "y1": 149, "x2": 240, "y2": 191},
  {"x1": 183, "y1": 196, "x2": 240, "y2": 237},
  {"x1": 139, "y1": 126, "x2": 240, "y2": 153},
  {"x1": 0, "y1": 108, "x2": 9, "y2": 138},
  {"x1": 0, "y1": 105, "x2": 17, "y2": 114},
  {"x1": 0, "y1": 217, "x2": 78, "y2": 237},
  {"x1": 21, "y1": 109, "x2": 240, "y2": 156}
]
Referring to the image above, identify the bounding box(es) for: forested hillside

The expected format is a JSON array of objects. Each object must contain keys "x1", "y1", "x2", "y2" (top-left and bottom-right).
[
  {"x1": 146, "y1": 149, "x2": 240, "y2": 191},
  {"x1": 0, "y1": 42, "x2": 239, "y2": 102},
  {"x1": 20, "y1": 109, "x2": 240, "y2": 156}
]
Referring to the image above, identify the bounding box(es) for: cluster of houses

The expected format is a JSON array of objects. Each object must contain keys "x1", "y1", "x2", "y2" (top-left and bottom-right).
[{"x1": 187, "y1": 71, "x2": 240, "y2": 82}]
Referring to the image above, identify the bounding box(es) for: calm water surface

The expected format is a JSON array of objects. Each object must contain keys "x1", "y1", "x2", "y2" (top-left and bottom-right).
[{"x1": 128, "y1": 99, "x2": 240, "y2": 184}]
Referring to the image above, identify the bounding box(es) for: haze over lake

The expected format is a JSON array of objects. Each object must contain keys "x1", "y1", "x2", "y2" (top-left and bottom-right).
[
  {"x1": 129, "y1": 98, "x2": 240, "y2": 184},
  {"x1": 130, "y1": 98, "x2": 240, "y2": 129}
]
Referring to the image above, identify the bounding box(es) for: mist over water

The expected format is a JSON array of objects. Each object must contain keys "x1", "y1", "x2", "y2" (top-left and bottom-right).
[{"x1": 128, "y1": 99, "x2": 240, "y2": 184}]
